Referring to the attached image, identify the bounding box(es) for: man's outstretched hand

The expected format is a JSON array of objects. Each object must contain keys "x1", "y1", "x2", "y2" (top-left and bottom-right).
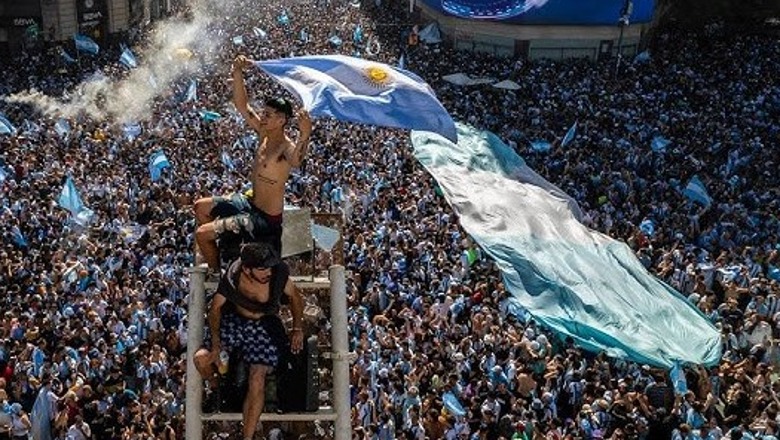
[{"x1": 233, "y1": 55, "x2": 253, "y2": 72}]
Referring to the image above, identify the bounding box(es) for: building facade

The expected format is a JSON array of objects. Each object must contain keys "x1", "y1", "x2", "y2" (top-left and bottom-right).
[
  {"x1": 414, "y1": 0, "x2": 653, "y2": 61},
  {"x1": 1, "y1": 0, "x2": 175, "y2": 57}
]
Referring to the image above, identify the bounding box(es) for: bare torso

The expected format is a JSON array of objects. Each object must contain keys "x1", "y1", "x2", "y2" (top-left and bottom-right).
[
  {"x1": 234, "y1": 271, "x2": 270, "y2": 320},
  {"x1": 251, "y1": 135, "x2": 294, "y2": 215}
]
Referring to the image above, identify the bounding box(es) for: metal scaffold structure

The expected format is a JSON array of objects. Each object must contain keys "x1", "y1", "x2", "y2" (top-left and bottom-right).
[{"x1": 184, "y1": 221, "x2": 351, "y2": 439}]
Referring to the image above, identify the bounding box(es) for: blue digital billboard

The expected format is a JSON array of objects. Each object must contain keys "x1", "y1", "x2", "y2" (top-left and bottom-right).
[{"x1": 420, "y1": 0, "x2": 656, "y2": 25}]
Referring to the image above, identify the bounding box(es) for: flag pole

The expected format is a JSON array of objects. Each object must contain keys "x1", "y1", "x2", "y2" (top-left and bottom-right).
[
  {"x1": 75, "y1": 35, "x2": 82, "y2": 69},
  {"x1": 614, "y1": 0, "x2": 632, "y2": 77}
]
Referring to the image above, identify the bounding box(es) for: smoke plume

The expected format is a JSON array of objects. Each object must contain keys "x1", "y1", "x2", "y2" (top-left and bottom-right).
[{"x1": 6, "y1": 0, "x2": 232, "y2": 123}]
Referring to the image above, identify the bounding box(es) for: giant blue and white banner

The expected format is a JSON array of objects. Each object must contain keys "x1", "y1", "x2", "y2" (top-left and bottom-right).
[
  {"x1": 412, "y1": 123, "x2": 722, "y2": 368},
  {"x1": 421, "y1": 0, "x2": 656, "y2": 24}
]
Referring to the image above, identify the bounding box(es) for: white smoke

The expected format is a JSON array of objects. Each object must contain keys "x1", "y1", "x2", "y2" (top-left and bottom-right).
[{"x1": 6, "y1": 0, "x2": 231, "y2": 123}]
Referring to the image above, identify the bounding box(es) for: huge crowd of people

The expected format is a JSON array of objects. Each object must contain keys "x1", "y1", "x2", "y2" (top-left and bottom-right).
[{"x1": 1, "y1": 0, "x2": 779, "y2": 438}]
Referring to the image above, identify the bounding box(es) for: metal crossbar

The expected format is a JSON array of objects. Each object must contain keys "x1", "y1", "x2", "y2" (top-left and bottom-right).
[{"x1": 185, "y1": 265, "x2": 351, "y2": 439}]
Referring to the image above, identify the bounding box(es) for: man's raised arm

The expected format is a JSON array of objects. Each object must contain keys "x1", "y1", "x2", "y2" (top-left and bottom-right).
[
  {"x1": 232, "y1": 55, "x2": 264, "y2": 135},
  {"x1": 287, "y1": 108, "x2": 312, "y2": 168}
]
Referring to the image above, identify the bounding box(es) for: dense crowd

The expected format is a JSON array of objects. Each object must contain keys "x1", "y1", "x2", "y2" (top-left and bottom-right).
[{"x1": 1, "y1": 0, "x2": 780, "y2": 438}]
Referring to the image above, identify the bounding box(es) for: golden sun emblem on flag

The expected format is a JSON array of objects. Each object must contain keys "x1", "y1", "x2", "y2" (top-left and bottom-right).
[{"x1": 364, "y1": 66, "x2": 391, "y2": 88}]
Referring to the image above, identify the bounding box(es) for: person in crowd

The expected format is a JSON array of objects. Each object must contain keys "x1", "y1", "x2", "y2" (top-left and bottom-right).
[
  {"x1": 194, "y1": 243, "x2": 304, "y2": 440},
  {"x1": 193, "y1": 55, "x2": 312, "y2": 273},
  {"x1": 0, "y1": 0, "x2": 778, "y2": 437}
]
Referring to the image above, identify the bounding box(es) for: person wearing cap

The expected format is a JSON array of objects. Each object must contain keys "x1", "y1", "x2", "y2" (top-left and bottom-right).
[
  {"x1": 193, "y1": 54, "x2": 313, "y2": 273},
  {"x1": 194, "y1": 242, "x2": 304, "y2": 440}
]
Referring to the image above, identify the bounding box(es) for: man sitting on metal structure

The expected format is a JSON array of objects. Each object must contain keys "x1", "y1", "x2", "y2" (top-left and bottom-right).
[
  {"x1": 194, "y1": 242, "x2": 305, "y2": 440},
  {"x1": 194, "y1": 55, "x2": 312, "y2": 275}
]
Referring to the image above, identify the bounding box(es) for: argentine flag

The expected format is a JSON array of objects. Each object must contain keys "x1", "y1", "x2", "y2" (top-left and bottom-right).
[
  {"x1": 74, "y1": 34, "x2": 99, "y2": 55},
  {"x1": 353, "y1": 24, "x2": 364, "y2": 44},
  {"x1": 253, "y1": 27, "x2": 268, "y2": 40},
  {"x1": 530, "y1": 140, "x2": 551, "y2": 153},
  {"x1": 278, "y1": 10, "x2": 290, "y2": 25},
  {"x1": 185, "y1": 79, "x2": 197, "y2": 102},
  {"x1": 57, "y1": 176, "x2": 94, "y2": 226},
  {"x1": 123, "y1": 123, "x2": 142, "y2": 140},
  {"x1": 412, "y1": 123, "x2": 721, "y2": 368},
  {"x1": 200, "y1": 110, "x2": 222, "y2": 122},
  {"x1": 561, "y1": 122, "x2": 577, "y2": 147},
  {"x1": 54, "y1": 119, "x2": 70, "y2": 138},
  {"x1": 311, "y1": 223, "x2": 341, "y2": 252},
  {"x1": 256, "y1": 55, "x2": 457, "y2": 142},
  {"x1": 682, "y1": 175, "x2": 712, "y2": 207},
  {"x1": 60, "y1": 47, "x2": 76, "y2": 63},
  {"x1": 0, "y1": 114, "x2": 17, "y2": 136},
  {"x1": 221, "y1": 150, "x2": 235, "y2": 171},
  {"x1": 119, "y1": 44, "x2": 138, "y2": 68},
  {"x1": 148, "y1": 151, "x2": 171, "y2": 182},
  {"x1": 651, "y1": 135, "x2": 671, "y2": 152}
]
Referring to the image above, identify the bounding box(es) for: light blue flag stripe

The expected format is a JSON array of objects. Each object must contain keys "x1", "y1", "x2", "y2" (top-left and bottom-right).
[
  {"x1": 200, "y1": 110, "x2": 222, "y2": 122},
  {"x1": 311, "y1": 223, "x2": 341, "y2": 252},
  {"x1": 412, "y1": 123, "x2": 722, "y2": 368},
  {"x1": 11, "y1": 226, "x2": 27, "y2": 248},
  {"x1": 256, "y1": 55, "x2": 457, "y2": 142},
  {"x1": 328, "y1": 35, "x2": 343, "y2": 46},
  {"x1": 123, "y1": 123, "x2": 142, "y2": 140},
  {"x1": 651, "y1": 135, "x2": 671, "y2": 152},
  {"x1": 119, "y1": 46, "x2": 138, "y2": 68},
  {"x1": 442, "y1": 392, "x2": 466, "y2": 417},
  {"x1": 353, "y1": 25, "x2": 363, "y2": 44},
  {"x1": 56, "y1": 176, "x2": 93, "y2": 225},
  {"x1": 32, "y1": 388, "x2": 52, "y2": 440},
  {"x1": 74, "y1": 34, "x2": 99, "y2": 55},
  {"x1": 0, "y1": 114, "x2": 17, "y2": 135},
  {"x1": 682, "y1": 175, "x2": 712, "y2": 207},
  {"x1": 561, "y1": 121, "x2": 577, "y2": 147},
  {"x1": 148, "y1": 151, "x2": 171, "y2": 182},
  {"x1": 55, "y1": 119, "x2": 70, "y2": 138},
  {"x1": 253, "y1": 27, "x2": 268, "y2": 39},
  {"x1": 221, "y1": 150, "x2": 235, "y2": 171},
  {"x1": 639, "y1": 219, "x2": 655, "y2": 237},
  {"x1": 530, "y1": 140, "x2": 551, "y2": 152},
  {"x1": 57, "y1": 176, "x2": 85, "y2": 215},
  {"x1": 60, "y1": 47, "x2": 76, "y2": 63},
  {"x1": 634, "y1": 50, "x2": 651, "y2": 64},
  {"x1": 185, "y1": 79, "x2": 197, "y2": 102}
]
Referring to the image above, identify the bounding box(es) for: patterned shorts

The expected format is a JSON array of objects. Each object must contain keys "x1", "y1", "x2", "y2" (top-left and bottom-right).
[
  {"x1": 210, "y1": 193, "x2": 282, "y2": 256},
  {"x1": 203, "y1": 312, "x2": 282, "y2": 367}
]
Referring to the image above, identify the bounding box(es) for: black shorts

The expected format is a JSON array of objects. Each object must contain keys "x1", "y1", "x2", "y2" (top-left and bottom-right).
[
  {"x1": 210, "y1": 193, "x2": 283, "y2": 256},
  {"x1": 203, "y1": 312, "x2": 288, "y2": 367}
]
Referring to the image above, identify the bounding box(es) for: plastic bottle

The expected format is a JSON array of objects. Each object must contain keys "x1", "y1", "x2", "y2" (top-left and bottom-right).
[{"x1": 218, "y1": 350, "x2": 229, "y2": 375}]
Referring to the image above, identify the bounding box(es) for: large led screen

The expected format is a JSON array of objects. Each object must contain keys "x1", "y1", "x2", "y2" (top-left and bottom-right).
[{"x1": 420, "y1": 0, "x2": 656, "y2": 25}]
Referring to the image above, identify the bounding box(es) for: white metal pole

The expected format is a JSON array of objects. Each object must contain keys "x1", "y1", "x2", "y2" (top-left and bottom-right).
[
  {"x1": 329, "y1": 265, "x2": 351, "y2": 440},
  {"x1": 186, "y1": 265, "x2": 207, "y2": 440}
]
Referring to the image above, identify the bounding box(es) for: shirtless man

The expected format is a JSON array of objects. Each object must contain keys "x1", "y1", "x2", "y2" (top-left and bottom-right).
[
  {"x1": 194, "y1": 242, "x2": 305, "y2": 440},
  {"x1": 194, "y1": 55, "x2": 312, "y2": 272}
]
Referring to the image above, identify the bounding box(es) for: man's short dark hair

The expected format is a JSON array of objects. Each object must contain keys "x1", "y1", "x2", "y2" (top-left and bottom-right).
[
  {"x1": 265, "y1": 97, "x2": 293, "y2": 119},
  {"x1": 241, "y1": 242, "x2": 282, "y2": 269}
]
